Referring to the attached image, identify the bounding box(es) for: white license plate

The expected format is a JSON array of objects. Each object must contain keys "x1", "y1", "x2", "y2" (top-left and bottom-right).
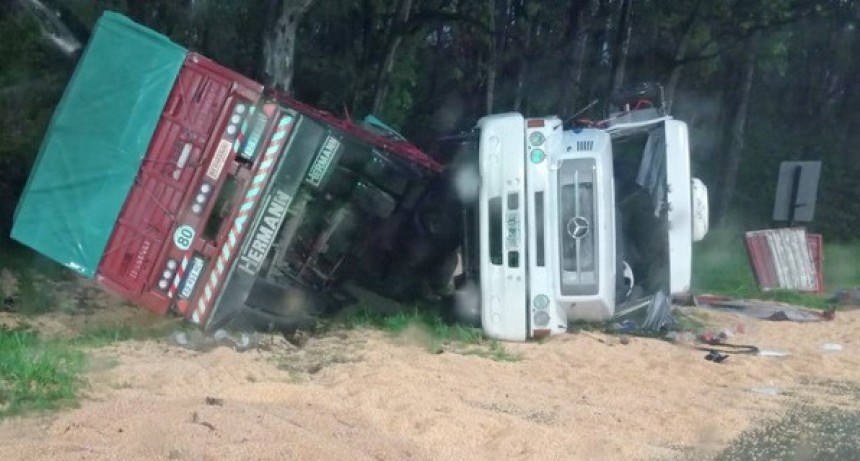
[{"x1": 505, "y1": 211, "x2": 520, "y2": 248}]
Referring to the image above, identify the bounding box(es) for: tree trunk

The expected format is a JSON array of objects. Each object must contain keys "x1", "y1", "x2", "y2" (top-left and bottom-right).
[
  {"x1": 558, "y1": 0, "x2": 597, "y2": 116},
  {"x1": 664, "y1": 0, "x2": 704, "y2": 111},
  {"x1": 836, "y1": 29, "x2": 860, "y2": 163},
  {"x1": 716, "y1": 31, "x2": 759, "y2": 227},
  {"x1": 485, "y1": 0, "x2": 497, "y2": 114},
  {"x1": 609, "y1": 0, "x2": 633, "y2": 96},
  {"x1": 370, "y1": 0, "x2": 415, "y2": 115},
  {"x1": 261, "y1": 0, "x2": 316, "y2": 93},
  {"x1": 512, "y1": 21, "x2": 531, "y2": 113}
]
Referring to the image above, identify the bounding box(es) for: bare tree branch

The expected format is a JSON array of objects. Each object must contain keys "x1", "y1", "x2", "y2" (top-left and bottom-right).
[{"x1": 15, "y1": 0, "x2": 83, "y2": 58}]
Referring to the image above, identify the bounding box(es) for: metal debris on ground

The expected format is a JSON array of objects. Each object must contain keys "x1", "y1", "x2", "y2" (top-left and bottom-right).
[
  {"x1": 610, "y1": 290, "x2": 676, "y2": 334},
  {"x1": 694, "y1": 295, "x2": 827, "y2": 322},
  {"x1": 758, "y1": 349, "x2": 791, "y2": 357},
  {"x1": 168, "y1": 329, "x2": 260, "y2": 352},
  {"x1": 828, "y1": 288, "x2": 860, "y2": 307},
  {"x1": 820, "y1": 342, "x2": 844, "y2": 353},
  {"x1": 749, "y1": 386, "x2": 782, "y2": 396}
]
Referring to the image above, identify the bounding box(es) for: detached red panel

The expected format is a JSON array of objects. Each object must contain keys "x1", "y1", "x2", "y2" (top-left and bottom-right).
[{"x1": 745, "y1": 228, "x2": 822, "y2": 292}]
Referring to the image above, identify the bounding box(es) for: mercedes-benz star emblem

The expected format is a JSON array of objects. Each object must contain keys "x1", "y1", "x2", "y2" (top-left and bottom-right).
[{"x1": 566, "y1": 216, "x2": 590, "y2": 240}]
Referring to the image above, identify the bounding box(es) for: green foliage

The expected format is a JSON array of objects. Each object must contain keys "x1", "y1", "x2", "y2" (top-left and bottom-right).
[
  {"x1": 0, "y1": 7, "x2": 71, "y2": 240},
  {"x1": 0, "y1": 327, "x2": 84, "y2": 419},
  {"x1": 459, "y1": 339, "x2": 522, "y2": 362},
  {"x1": 822, "y1": 242, "x2": 860, "y2": 291},
  {"x1": 692, "y1": 227, "x2": 758, "y2": 296},
  {"x1": 334, "y1": 303, "x2": 520, "y2": 361},
  {"x1": 2, "y1": 0, "x2": 859, "y2": 291},
  {"x1": 339, "y1": 304, "x2": 481, "y2": 341}
]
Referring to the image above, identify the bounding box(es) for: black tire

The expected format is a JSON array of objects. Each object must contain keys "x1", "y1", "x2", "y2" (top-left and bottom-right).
[
  {"x1": 351, "y1": 180, "x2": 397, "y2": 218},
  {"x1": 414, "y1": 188, "x2": 462, "y2": 247},
  {"x1": 361, "y1": 149, "x2": 415, "y2": 197},
  {"x1": 322, "y1": 166, "x2": 359, "y2": 198}
]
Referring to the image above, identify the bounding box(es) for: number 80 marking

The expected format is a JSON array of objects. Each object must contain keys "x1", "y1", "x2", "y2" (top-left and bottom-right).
[{"x1": 173, "y1": 225, "x2": 195, "y2": 251}]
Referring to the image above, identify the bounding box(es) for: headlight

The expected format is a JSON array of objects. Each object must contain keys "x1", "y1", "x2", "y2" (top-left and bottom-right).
[
  {"x1": 533, "y1": 294, "x2": 550, "y2": 310},
  {"x1": 534, "y1": 310, "x2": 550, "y2": 327},
  {"x1": 530, "y1": 148, "x2": 546, "y2": 164}
]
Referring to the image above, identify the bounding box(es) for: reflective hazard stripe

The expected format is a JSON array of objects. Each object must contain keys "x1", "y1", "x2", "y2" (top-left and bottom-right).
[
  {"x1": 190, "y1": 114, "x2": 294, "y2": 325},
  {"x1": 233, "y1": 106, "x2": 257, "y2": 152},
  {"x1": 168, "y1": 256, "x2": 189, "y2": 300}
]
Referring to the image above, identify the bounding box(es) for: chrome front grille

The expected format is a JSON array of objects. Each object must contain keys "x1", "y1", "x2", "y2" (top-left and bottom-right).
[{"x1": 558, "y1": 158, "x2": 598, "y2": 295}]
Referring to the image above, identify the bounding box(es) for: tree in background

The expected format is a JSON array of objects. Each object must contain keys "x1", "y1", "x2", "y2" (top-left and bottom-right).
[{"x1": 1, "y1": 0, "x2": 860, "y2": 240}]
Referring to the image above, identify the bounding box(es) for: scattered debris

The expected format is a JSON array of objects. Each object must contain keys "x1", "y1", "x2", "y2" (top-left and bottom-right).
[
  {"x1": 749, "y1": 386, "x2": 782, "y2": 396},
  {"x1": 610, "y1": 290, "x2": 676, "y2": 334},
  {"x1": 168, "y1": 329, "x2": 261, "y2": 352},
  {"x1": 580, "y1": 330, "x2": 611, "y2": 345},
  {"x1": 820, "y1": 342, "x2": 844, "y2": 353},
  {"x1": 757, "y1": 349, "x2": 790, "y2": 357},
  {"x1": 695, "y1": 295, "x2": 826, "y2": 322},
  {"x1": 704, "y1": 350, "x2": 729, "y2": 363},
  {"x1": 191, "y1": 411, "x2": 217, "y2": 432},
  {"x1": 828, "y1": 288, "x2": 860, "y2": 307}
]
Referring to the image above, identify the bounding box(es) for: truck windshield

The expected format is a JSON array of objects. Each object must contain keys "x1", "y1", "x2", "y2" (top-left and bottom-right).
[{"x1": 558, "y1": 159, "x2": 598, "y2": 295}]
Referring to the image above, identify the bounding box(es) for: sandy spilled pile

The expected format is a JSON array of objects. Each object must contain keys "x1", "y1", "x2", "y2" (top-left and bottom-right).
[{"x1": 1, "y1": 307, "x2": 859, "y2": 461}]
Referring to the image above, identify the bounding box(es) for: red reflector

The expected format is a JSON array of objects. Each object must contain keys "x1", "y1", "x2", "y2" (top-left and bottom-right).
[{"x1": 527, "y1": 119, "x2": 545, "y2": 128}]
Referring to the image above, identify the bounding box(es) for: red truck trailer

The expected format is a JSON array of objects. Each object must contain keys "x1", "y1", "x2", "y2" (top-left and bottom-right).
[{"x1": 11, "y1": 12, "x2": 451, "y2": 333}]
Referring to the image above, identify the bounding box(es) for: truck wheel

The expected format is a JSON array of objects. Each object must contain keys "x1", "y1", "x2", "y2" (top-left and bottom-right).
[
  {"x1": 361, "y1": 149, "x2": 414, "y2": 197},
  {"x1": 414, "y1": 186, "x2": 462, "y2": 247},
  {"x1": 351, "y1": 180, "x2": 397, "y2": 218},
  {"x1": 323, "y1": 167, "x2": 359, "y2": 198}
]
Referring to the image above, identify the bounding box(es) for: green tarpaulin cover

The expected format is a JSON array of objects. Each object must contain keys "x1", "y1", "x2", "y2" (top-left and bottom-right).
[{"x1": 11, "y1": 12, "x2": 186, "y2": 277}]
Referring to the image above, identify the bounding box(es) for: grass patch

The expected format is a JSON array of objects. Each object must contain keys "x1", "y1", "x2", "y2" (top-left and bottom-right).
[
  {"x1": 0, "y1": 326, "x2": 84, "y2": 419},
  {"x1": 333, "y1": 303, "x2": 519, "y2": 361},
  {"x1": 822, "y1": 242, "x2": 860, "y2": 290},
  {"x1": 340, "y1": 305, "x2": 482, "y2": 342},
  {"x1": 692, "y1": 227, "x2": 760, "y2": 297},
  {"x1": 460, "y1": 339, "x2": 523, "y2": 362},
  {"x1": 0, "y1": 318, "x2": 186, "y2": 420},
  {"x1": 692, "y1": 226, "x2": 860, "y2": 308}
]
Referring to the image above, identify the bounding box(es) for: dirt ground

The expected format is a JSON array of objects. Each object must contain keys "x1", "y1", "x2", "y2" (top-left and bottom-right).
[{"x1": 1, "y1": 296, "x2": 860, "y2": 461}]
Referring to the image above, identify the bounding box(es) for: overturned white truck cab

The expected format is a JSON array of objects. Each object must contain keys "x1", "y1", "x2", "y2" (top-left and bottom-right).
[{"x1": 457, "y1": 108, "x2": 709, "y2": 341}]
